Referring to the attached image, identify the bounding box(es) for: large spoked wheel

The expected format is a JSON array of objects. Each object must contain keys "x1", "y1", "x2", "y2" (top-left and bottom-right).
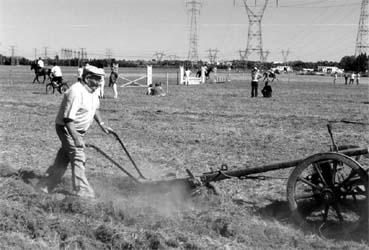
[
  {"x1": 45, "y1": 83, "x2": 54, "y2": 94},
  {"x1": 287, "y1": 152, "x2": 368, "y2": 238}
]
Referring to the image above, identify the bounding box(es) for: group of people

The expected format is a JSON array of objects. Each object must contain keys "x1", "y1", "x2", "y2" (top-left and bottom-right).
[
  {"x1": 34, "y1": 63, "x2": 275, "y2": 199},
  {"x1": 35, "y1": 58, "x2": 120, "y2": 99},
  {"x1": 251, "y1": 67, "x2": 273, "y2": 98},
  {"x1": 341, "y1": 72, "x2": 360, "y2": 85},
  {"x1": 146, "y1": 82, "x2": 166, "y2": 96}
]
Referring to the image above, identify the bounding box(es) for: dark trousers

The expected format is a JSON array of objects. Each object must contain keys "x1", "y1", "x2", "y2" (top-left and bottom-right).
[
  {"x1": 251, "y1": 81, "x2": 258, "y2": 97},
  {"x1": 52, "y1": 76, "x2": 63, "y2": 85}
]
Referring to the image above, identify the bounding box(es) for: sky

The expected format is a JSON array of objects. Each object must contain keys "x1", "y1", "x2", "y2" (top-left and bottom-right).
[{"x1": 0, "y1": 0, "x2": 363, "y2": 62}]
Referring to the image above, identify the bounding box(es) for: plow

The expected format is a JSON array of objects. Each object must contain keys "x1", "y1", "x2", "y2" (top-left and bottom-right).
[{"x1": 86, "y1": 123, "x2": 369, "y2": 236}]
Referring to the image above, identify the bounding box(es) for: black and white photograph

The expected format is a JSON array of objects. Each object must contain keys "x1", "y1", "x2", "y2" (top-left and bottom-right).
[{"x1": 0, "y1": 0, "x2": 368, "y2": 249}]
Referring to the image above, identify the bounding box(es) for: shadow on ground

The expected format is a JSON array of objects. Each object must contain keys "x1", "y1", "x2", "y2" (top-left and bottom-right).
[{"x1": 257, "y1": 199, "x2": 368, "y2": 243}]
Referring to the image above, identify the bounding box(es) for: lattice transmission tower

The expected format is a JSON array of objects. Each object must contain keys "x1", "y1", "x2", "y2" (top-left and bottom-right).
[
  {"x1": 186, "y1": 0, "x2": 203, "y2": 63},
  {"x1": 206, "y1": 49, "x2": 219, "y2": 64},
  {"x1": 239, "y1": 0, "x2": 269, "y2": 64},
  {"x1": 154, "y1": 51, "x2": 165, "y2": 62},
  {"x1": 355, "y1": 0, "x2": 369, "y2": 56}
]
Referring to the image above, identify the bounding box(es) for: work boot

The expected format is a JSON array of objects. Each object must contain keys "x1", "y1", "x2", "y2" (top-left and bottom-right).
[{"x1": 34, "y1": 177, "x2": 50, "y2": 194}]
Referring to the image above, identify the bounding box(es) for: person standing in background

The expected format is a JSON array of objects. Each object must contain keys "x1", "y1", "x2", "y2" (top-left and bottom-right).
[
  {"x1": 77, "y1": 65, "x2": 83, "y2": 82},
  {"x1": 344, "y1": 73, "x2": 348, "y2": 85},
  {"x1": 109, "y1": 61, "x2": 119, "y2": 99},
  {"x1": 349, "y1": 72, "x2": 355, "y2": 85},
  {"x1": 333, "y1": 71, "x2": 338, "y2": 85},
  {"x1": 37, "y1": 57, "x2": 44, "y2": 70},
  {"x1": 356, "y1": 72, "x2": 360, "y2": 85},
  {"x1": 251, "y1": 67, "x2": 261, "y2": 98},
  {"x1": 97, "y1": 64, "x2": 105, "y2": 98}
]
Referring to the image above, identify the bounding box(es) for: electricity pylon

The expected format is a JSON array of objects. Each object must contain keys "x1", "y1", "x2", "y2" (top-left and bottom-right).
[
  {"x1": 186, "y1": 0, "x2": 203, "y2": 63},
  {"x1": 240, "y1": 0, "x2": 269, "y2": 64},
  {"x1": 206, "y1": 49, "x2": 219, "y2": 64},
  {"x1": 355, "y1": 0, "x2": 369, "y2": 56},
  {"x1": 154, "y1": 51, "x2": 165, "y2": 62},
  {"x1": 281, "y1": 49, "x2": 290, "y2": 64}
]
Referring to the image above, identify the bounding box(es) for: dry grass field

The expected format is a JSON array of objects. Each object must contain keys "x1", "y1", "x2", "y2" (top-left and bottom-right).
[{"x1": 0, "y1": 65, "x2": 368, "y2": 249}]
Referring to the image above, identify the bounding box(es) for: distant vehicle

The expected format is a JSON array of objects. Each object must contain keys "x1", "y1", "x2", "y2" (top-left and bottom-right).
[
  {"x1": 271, "y1": 65, "x2": 293, "y2": 73},
  {"x1": 317, "y1": 66, "x2": 344, "y2": 75}
]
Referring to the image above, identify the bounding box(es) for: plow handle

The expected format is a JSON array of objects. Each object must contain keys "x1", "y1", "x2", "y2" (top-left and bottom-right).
[
  {"x1": 109, "y1": 130, "x2": 146, "y2": 179},
  {"x1": 85, "y1": 144, "x2": 140, "y2": 183},
  {"x1": 327, "y1": 123, "x2": 338, "y2": 152}
]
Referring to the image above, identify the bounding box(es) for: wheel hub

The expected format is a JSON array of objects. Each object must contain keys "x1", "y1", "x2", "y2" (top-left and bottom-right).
[{"x1": 321, "y1": 188, "x2": 335, "y2": 203}]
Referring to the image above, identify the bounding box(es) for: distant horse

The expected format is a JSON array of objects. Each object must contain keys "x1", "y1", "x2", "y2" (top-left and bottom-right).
[
  {"x1": 195, "y1": 66, "x2": 214, "y2": 79},
  {"x1": 30, "y1": 62, "x2": 52, "y2": 84},
  {"x1": 263, "y1": 69, "x2": 279, "y2": 82},
  {"x1": 205, "y1": 67, "x2": 213, "y2": 79}
]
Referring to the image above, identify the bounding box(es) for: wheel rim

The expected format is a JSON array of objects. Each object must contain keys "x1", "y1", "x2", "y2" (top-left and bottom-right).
[
  {"x1": 60, "y1": 84, "x2": 68, "y2": 93},
  {"x1": 287, "y1": 152, "x2": 368, "y2": 238}
]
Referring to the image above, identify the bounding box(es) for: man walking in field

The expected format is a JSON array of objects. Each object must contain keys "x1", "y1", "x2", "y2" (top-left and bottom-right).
[
  {"x1": 251, "y1": 67, "x2": 261, "y2": 98},
  {"x1": 36, "y1": 65, "x2": 112, "y2": 199}
]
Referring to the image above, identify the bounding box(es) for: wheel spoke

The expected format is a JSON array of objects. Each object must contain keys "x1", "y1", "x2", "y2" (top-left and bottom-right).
[
  {"x1": 337, "y1": 170, "x2": 358, "y2": 188},
  {"x1": 313, "y1": 163, "x2": 329, "y2": 187},
  {"x1": 298, "y1": 177, "x2": 322, "y2": 190},
  {"x1": 352, "y1": 194, "x2": 357, "y2": 202},
  {"x1": 332, "y1": 162, "x2": 337, "y2": 185}
]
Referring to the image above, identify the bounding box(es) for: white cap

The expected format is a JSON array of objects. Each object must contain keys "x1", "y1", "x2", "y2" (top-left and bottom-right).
[{"x1": 83, "y1": 65, "x2": 105, "y2": 76}]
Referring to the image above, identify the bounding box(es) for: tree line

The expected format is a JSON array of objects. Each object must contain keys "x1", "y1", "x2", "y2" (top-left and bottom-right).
[{"x1": 0, "y1": 53, "x2": 367, "y2": 74}]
